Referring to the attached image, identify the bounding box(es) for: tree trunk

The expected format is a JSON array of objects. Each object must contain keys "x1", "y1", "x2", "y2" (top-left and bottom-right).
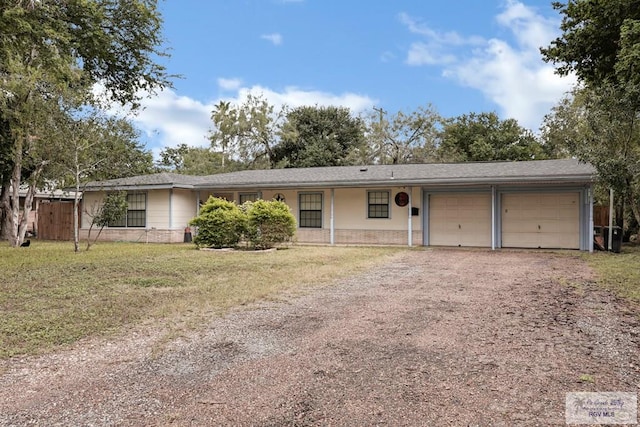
[
  {"x1": 630, "y1": 192, "x2": 640, "y2": 231},
  {"x1": 9, "y1": 152, "x2": 22, "y2": 247},
  {"x1": 17, "y1": 180, "x2": 36, "y2": 247},
  {"x1": 73, "y1": 182, "x2": 81, "y2": 252},
  {"x1": 0, "y1": 177, "x2": 12, "y2": 241},
  {"x1": 16, "y1": 162, "x2": 47, "y2": 247}
]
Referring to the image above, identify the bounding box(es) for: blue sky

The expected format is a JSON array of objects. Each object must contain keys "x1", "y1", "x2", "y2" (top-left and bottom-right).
[{"x1": 125, "y1": 0, "x2": 576, "y2": 157}]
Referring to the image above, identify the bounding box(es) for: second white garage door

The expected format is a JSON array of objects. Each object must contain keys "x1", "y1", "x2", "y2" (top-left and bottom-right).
[
  {"x1": 501, "y1": 192, "x2": 580, "y2": 249},
  {"x1": 429, "y1": 193, "x2": 491, "y2": 247}
]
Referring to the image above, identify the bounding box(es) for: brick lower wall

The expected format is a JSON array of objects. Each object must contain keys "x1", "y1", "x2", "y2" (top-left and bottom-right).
[
  {"x1": 79, "y1": 228, "x2": 185, "y2": 243},
  {"x1": 79, "y1": 228, "x2": 423, "y2": 246},
  {"x1": 297, "y1": 228, "x2": 422, "y2": 246}
]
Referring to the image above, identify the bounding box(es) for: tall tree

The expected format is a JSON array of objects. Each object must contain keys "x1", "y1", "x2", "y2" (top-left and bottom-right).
[
  {"x1": 209, "y1": 94, "x2": 285, "y2": 170},
  {"x1": 543, "y1": 84, "x2": 640, "y2": 226},
  {"x1": 438, "y1": 112, "x2": 548, "y2": 162},
  {"x1": 157, "y1": 144, "x2": 240, "y2": 175},
  {"x1": 58, "y1": 113, "x2": 154, "y2": 252},
  {"x1": 366, "y1": 105, "x2": 442, "y2": 164},
  {"x1": 273, "y1": 106, "x2": 366, "y2": 168},
  {"x1": 0, "y1": 0, "x2": 169, "y2": 247},
  {"x1": 541, "y1": 0, "x2": 640, "y2": 87},
  {"x1": 541, "y1": 0, "x2": 640, "y2": 229}
]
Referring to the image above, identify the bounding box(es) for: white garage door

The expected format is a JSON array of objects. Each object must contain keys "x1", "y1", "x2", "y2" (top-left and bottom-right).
[
  {"x1": 429, "y1": 193, "x2": 491, "y2": 247},
  {"x1": 501, "y1": 192, "x2": 580, "y2": 249}
]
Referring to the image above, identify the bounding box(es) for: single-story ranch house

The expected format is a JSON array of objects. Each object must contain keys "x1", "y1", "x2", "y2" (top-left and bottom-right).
[{"x1": 81, "y1": 158, "x2": 596, "y2": 251}]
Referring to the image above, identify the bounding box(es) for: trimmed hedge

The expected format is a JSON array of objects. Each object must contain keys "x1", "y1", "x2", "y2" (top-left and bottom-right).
[
  {"x1": 189, "y1": 197, "x2": 247, "y2": 248},
  {"x1": 244, "y1": 200, "x2": 297, "y2": 249},
  {"x1": 189, "y1": 197, "x2": 296, "y2": 249}
]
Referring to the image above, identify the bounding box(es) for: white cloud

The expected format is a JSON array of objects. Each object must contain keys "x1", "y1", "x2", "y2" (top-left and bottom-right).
[
  {"x1": 401, "y1": 1, "x2": 576, "y2": 131},
  {"x1": 133, "y1": 89, "x2": 213, "y2": 156},
  {"x1": 399, "y1": 12, "x2": 484, "y2": 46},
  {"x1": 113, "y1": 82, "x2": 376, "y2": 157},
  {"x1": 93, "y1": 84, "x2": 213, "y2": 156},
  {"x1": 261, "y1": 33, "x2": 283, "y2": 46},
  {"x1": 217, "y1": 77, "x2": 243, "y2": 91},
  {"x1": 228, "y1": 85, "x2": 376, "y2": 113},
  {"x1": 399, "y1": 12, "x2": 484, "y2": 66},
  {"x1": 406, "y1": 42, "x2": 457, "y2": 66}
]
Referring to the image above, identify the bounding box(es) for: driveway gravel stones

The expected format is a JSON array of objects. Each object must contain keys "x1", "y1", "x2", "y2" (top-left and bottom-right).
[{"x1": 0, "y1": 249, "x2": 638, "y2": 426}]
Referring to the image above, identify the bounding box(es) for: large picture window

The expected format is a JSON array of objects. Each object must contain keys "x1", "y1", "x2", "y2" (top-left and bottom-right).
[
  {"x1": 299, "y1": 193, "x2": 322, "y2": 228},
  {"x1": 368, "y1": 190, "x2": 390, "y2": 219},
  {"x1": 108, "y1": 193, "x2": 146, "y2": 228}
]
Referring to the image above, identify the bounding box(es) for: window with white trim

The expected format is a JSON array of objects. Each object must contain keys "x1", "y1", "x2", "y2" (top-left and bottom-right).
[
  {"x1": 299, "y1": 193, "x2": 322, "y2": 228},
  {"x1": 108, "y1": 192, "x2": 146, "y2": 228},
  {"x1": 367, "y1": 190, "x2": 390, "y2": 219}
]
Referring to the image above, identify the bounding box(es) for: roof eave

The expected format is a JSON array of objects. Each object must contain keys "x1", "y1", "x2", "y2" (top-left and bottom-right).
[
  {"x1": 194, "y1": 174, "x2": 595, "y2": 190},
  {"x1": 83, "y1": 183, "x2": 195, "y2": 192}
]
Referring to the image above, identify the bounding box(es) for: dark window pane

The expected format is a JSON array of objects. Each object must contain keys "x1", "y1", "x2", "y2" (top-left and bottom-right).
[
  {"x1": 127, "y1": 210, "x2": 146, "y2": 227},
  {"x1": 299, "y1": 193, "x2": 322, "y2": 228},
  {"x1": 368, "y1": 191, "x2": 389, "y2": 218}
]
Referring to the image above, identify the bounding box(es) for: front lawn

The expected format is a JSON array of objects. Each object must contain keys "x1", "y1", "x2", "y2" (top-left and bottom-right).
[
  {"x1": 0, "y1": 242, "x2": 401, "y2": 359},
  {"x1": 587, "y1": 244, "x2": 640, "y2": 303}
]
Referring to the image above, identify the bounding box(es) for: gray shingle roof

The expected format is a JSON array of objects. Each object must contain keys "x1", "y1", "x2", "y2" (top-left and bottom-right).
[
  {"x1": 82, "y1": 159, "x2": 595, "y2": 191},
  {"x1": 83, "y1": 172, "x2": 203, "y2": 190}
]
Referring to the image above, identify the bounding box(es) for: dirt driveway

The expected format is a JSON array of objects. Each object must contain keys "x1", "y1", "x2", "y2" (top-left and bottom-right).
[{"x1": 1, "y1": 249, "x2": 639, "y2": 426}]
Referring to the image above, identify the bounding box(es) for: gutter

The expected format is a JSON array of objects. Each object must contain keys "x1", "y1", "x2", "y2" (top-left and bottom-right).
[
  {"x1": 81, "y1": 184, "x2": 196, "y2": 192},
  {"x1": 192, "y1": 175, "x2": 595, "y2": 191}
]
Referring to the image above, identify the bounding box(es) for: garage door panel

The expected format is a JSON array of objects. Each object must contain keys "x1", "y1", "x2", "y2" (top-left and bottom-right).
[
  {"x1": 502, "y1": 232, "x2": 539, "y2": 248},
  {"x1": 502, "y1": 192, "x2": 580, "y2": 249},
  {"x1": 502, "y1": 220, "x2": 539, "y2": 233},
  {"x1": 458, "y1": 210, "x2": 489, "y2": 221},
  {"x1": 429, "y1": 193, "x2": 491, "y2": 247}
]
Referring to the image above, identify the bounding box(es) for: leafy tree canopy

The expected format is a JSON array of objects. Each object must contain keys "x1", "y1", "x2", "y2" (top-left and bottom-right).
[
  {"x1": 157, "y1": 144, "x2": 242, "y2": 175},
  {"x1": 0, "y1": 0, "x2": 170, "y2": 246},
  {"x1": 209, "y1": 95, "x2": 284, "y2": 170},
  {"x1": 274, "y1": 105, "x2": 366, "y2": 168},
  {"x1": 439, "y1": 112, "x2": 548, "y2": 162},
  {"x1": 541, "y1": 0, "x2": 640, "y2": 87},
  {"x1": 366, "y1": 105, "x2": 443, "y2": 165}
]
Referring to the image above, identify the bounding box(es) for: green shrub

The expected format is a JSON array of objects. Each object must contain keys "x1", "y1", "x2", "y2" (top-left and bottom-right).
[
  {"x1": 189, "y1": 197, "x2": 247, "y2": 248},
  {"x1": 244, "y1": 199, "x2": 297, "y2": 249}
]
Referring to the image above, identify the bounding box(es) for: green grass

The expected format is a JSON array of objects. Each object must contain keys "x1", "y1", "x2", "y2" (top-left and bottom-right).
[
  {"x1": 0, "y1": 241, "x2": 402, "y2": 359},
  {"x1": 586, "y1": 244, "x2": 640, "y2": 303}
]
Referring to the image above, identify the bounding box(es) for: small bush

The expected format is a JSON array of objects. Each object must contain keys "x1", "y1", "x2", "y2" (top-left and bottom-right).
[
  {"x1": 244, "y1": 199, "x2": 297, "y2": 249},
  {"x1": 189, "y1": 197, "x2": 247, "y2": 248}
]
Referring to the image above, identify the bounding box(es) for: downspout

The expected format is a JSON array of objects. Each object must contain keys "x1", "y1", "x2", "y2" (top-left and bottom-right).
[
  {"x1": 407, "y1": 186, "x2": 413, "y2": 247},
  {"x1": 491, "y1": 185, "x2": 496, "y2": 250},
  {"x1": 330, "y1": 188, "x2": 335, "y2": 245}
]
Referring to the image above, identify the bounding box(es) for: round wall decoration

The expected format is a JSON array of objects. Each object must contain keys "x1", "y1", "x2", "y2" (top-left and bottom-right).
[
  {"x1": 395, "y1": 191, "x2": 409, "y2": 207},
  {"x1": 273, "y1": 193, "x2": 286, "y2": 202}
]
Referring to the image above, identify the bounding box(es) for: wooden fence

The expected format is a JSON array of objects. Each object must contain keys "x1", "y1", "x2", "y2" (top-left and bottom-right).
[
  {"x1": 593, "y1": 205, "x2": 610, "y2": 227},
  {"x1": 37, "y1": 202, "x2": 80, "y2": 241}
]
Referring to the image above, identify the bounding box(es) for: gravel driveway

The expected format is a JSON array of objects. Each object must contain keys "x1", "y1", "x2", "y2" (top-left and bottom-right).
[{"x1": 1, "y1": 249, "x2": 638, "y2": 426}]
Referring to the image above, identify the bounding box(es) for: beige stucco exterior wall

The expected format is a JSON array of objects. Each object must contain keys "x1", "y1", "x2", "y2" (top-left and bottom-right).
[
  {"x1": 80, "y1": 186, "x2": 423, "y2": 245},
  {"x1": 80, "y1": 191, "x2": 105, "y2": 229},
  {"x1": 332, "y1": 187, "x2": 421, "y2": 231},
  {"x1": 147, "y1": 189, "x2": 169, "y2": 229},
  {"x1": 80, "y1": 190, "x2": 190, "y2": 243},
  {"x1": 171, "y1": 189, "x2": 198, "y2": 229}
]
